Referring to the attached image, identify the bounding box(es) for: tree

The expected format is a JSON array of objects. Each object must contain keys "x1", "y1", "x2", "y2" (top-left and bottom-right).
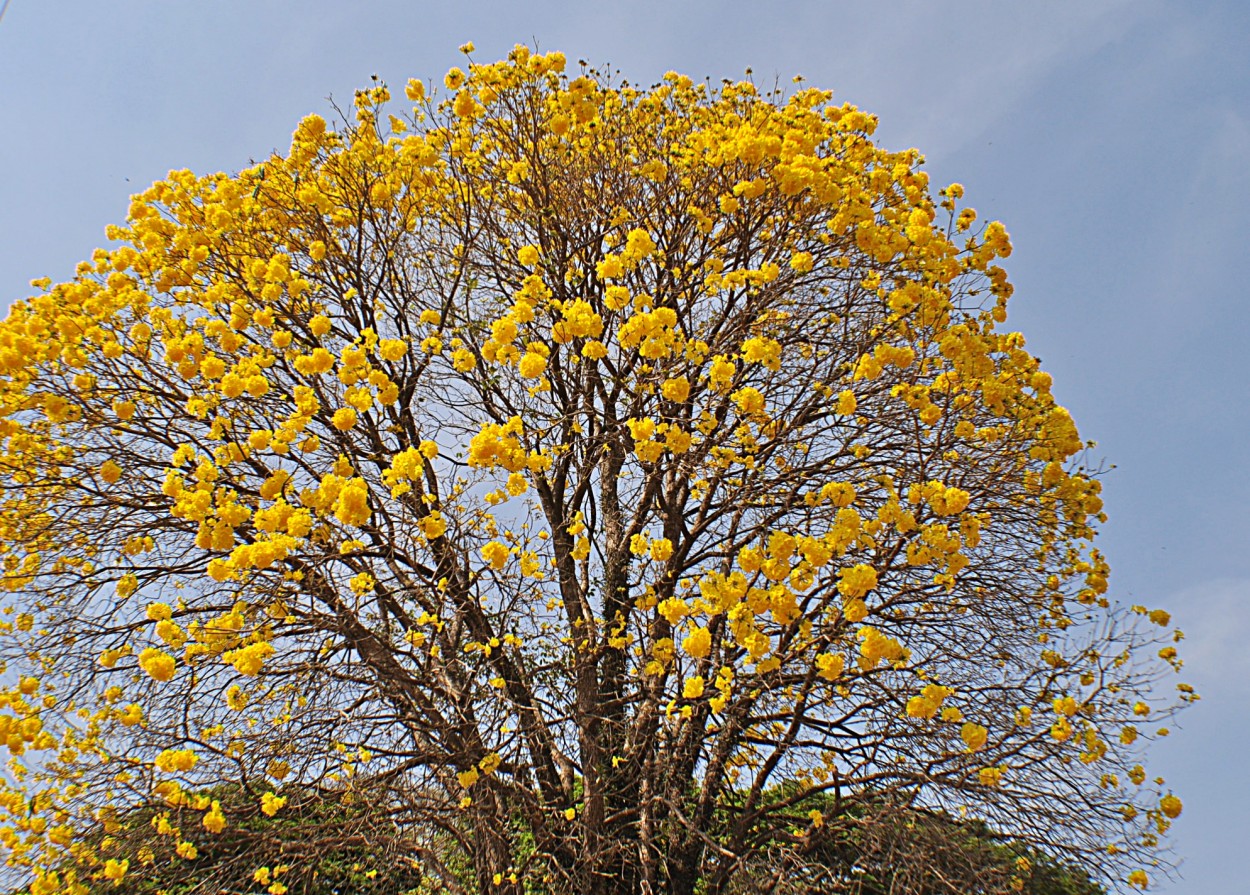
[{"x1": 0, "y1": 44, "x2": 1189, "y2": 895}]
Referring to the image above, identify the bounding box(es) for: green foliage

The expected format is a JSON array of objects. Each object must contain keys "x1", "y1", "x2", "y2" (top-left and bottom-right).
[
  {"x1": 710, "y1": 787, "x2": 1106, "y2": 895},
  {"x1": 49, "y1": 785, "x2": 428, "y2": 895},
  {"x1": 51, "y1": 782, "x2": 1105, "y2": 895}
]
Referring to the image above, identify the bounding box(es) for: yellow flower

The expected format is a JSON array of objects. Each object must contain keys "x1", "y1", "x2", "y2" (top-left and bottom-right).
[
  {"x1": 682, "y1": 626, "x2": 711, "y2": 659},
  {"x1": 202, "y1": 801, "x2": 226, "y2": 834},
  {"x1": 378, "y1": 338, "x2": 407, "y2": 361},
  {"x1": 260, "y1": 791, "x2": 288, "y2": 817},
  {"x1": 506, "y1": 472, "x2": 528, "y2": 496},
  {"x1": 836, "y1": 563, "x2": 878, "y2": 599},
  {"x1": 741, "y1": 336, "x2": 781, "y2": 370},
  {"x1": 978, "y1": 766, "x2": 1003, "y2": 787},
  {"x1": 649, "y1": 538, "x2": 674, "y2": 562},
  {"x1": 224, "y1": 642, "x2": 274, "y2": 676},
  {"x1": 452, "y1": 348, "x2": 477, "y2": 371},
  {"x1": 596, "y1": 255, "x2": 624, "y2": 280},
  {"x1": 1052, "y1": 695, "x2": 1078, "y2": 717},
  {"x1": 961, "y1": 722, "x2": 988, "y2": 752},
  {"x1": 518, "y1": 352, "x2": 547, "y2": 379},
  {"x1": 481, "y1": 541, "x2": 509, "y2": 570},
  {"x1": 332, "y1": 407, "x2": 358, "y2": 431},
  {"x1": 419, "y1": 512, "x2": 447, "y2": 539},
  {"x1": 155, "y1": 748, "x2": 198, "y2": 773},
  {"x1": 661, "y1": 376, "x2": 690, "y2": 403},
  {"x1": 1048, "y1": 716, "x2": 1072, "y2": 742},
  {"x1": 816, "y1": 653, "x2": 844, "y2": 681},
  {"x1": 732, "y1": 386, "x2": 765, "y2": 415},
  {"x1": 603, "y1": 285, "x2": 630, "y2": 311},
  {"x1": 309, "y1": 314, "x2": 332, "y2": 337},
  {"x1": 139, "y1": 647, "x2": 176, "y2": 682},
  {"x1": 657, "y1": 598, "x2": 689, "y2": 625},
  {"x1": 841, "y1": 598, "x2": 868, "y2": 623},
  {"x1": 708, "y1": 356, "x2": 736, "y2": 391},
  {"x1": 907, "y1": 694, "x2": 937, "y2": 719},
  {"x1": 478, "y1": 752, "x2": 502, "y2": 775},
  {"x1": 517, "y1": 245, "x2": 540, "y2": 268}
]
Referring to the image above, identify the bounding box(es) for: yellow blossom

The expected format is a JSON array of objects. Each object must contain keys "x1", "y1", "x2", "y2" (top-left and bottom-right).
[
  {"x1": 961, "y1": 722, "x2": 988, "y2": 752},
  {"x1": 260, "y1": 792, "x2": 288, "y2": 817},
  {"x1": 139, "y1": 647, "x2": 176, "y2": 682},
  {"x1": 332, "y1": 407, "x2": 358, "y2": 431}
]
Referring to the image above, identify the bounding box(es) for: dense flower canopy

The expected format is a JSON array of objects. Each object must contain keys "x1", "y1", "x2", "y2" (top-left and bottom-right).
[{"x1": 0, "y1": 45, "x2": 1189, "y2": 895}]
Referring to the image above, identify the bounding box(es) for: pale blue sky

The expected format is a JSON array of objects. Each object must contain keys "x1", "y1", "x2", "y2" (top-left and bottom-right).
[{"x1": 1, "y1": 2, "x2": 1246, "y2": 891}]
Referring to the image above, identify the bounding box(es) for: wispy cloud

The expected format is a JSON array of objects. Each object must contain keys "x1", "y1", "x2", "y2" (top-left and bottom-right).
[
  {"x1": 1164, "y1": 577, "x2": 1250, "y2": 696},
  {"x1": 736, "y1": 0, "x2": 1156, "y2": 160}
]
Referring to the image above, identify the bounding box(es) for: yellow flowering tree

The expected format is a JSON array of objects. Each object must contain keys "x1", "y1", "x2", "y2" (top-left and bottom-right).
[{"x1": 0, "y1": 46, "x2": 1189, "y2": 895}]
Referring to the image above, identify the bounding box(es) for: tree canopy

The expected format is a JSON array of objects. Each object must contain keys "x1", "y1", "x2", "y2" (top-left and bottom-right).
[{"x1": 0, "y1": 44, "x2": 1189, "y2": 895}]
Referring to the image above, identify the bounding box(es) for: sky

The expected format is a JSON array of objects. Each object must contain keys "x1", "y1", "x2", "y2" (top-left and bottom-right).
[{"x1": 0, "y1": 1, "x2": 1246, "y2": 891}]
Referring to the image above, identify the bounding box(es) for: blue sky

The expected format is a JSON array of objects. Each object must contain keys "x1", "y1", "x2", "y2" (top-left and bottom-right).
[{"x1": 1, "y1": 1, "x2": 1246, "y2": 890}]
